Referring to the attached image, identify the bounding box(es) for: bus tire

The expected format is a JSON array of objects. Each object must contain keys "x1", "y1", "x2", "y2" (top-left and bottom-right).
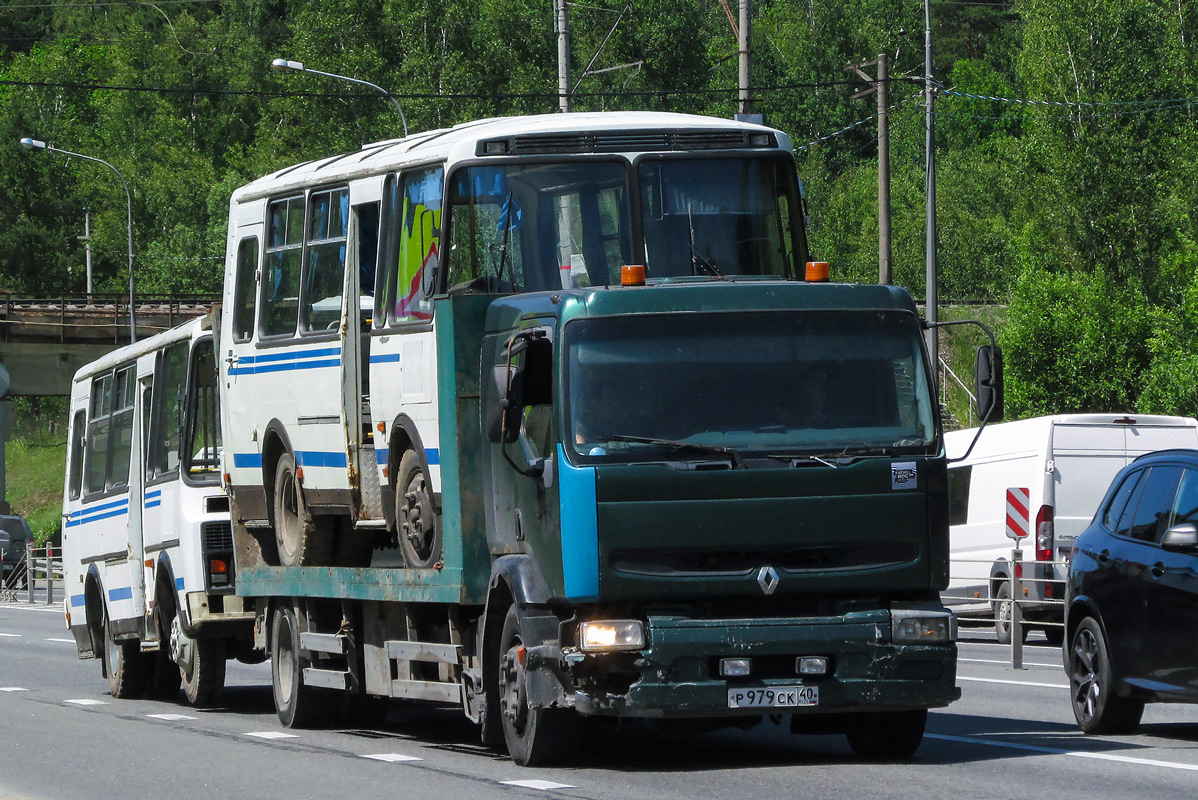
[
  {"x1": 496, "y1": 605, "x2": 578, "y2": 766},
  {"x1": 273, "y1": 453, "x2": 334, "y2": 567},
  {"x1": 396, "y1": 450, "x2": 442, "y2": 569},
  {"x1": 103, "y1": 609, "x2": 147, "y2": 699},
  {"x1": 177, "y1": 620, "x2": 227, "y2": 707},
  {"x1": 271, "y1": 605, "x2": 336, "y2": 728}
]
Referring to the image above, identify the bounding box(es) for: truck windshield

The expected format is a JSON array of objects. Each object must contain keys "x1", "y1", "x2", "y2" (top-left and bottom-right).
[
  {"x1": 565, "y1": 310, "x2": 936, "y2": 464},
  {"x1": 638, "y1": 155, "x2": 802, "y2": 279}
]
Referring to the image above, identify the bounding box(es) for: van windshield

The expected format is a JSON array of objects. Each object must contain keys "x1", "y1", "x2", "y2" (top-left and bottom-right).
[{"x1": 565, "y1": 310, "x2": 936, "y2": 464}]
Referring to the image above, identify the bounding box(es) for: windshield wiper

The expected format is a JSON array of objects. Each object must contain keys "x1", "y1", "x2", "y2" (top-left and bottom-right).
[
  {"x1": 600, "y1": 434, "x2": 745, "y2": 469},
  {"x1": 687, "y1": 203, "x2": 724, "y2": 279},
  {"x1": 764, "y1": 453, "x2": 840, "y2": 469}
]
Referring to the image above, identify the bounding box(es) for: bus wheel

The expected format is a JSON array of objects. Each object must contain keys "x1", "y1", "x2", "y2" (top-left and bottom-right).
[
  {"x1": 103, "y1": 608, "x2": 147, "y2": 699},
  {"x1": 396, "y1": 450, "x2": 442, "y2": 569},
  {"x1": 274, "y1": 453, "x2": 333, "y2": 567},
  {"x1": 271, "y1": 604, "x2": 336, "y2": 728},
  {"x1": 172, "y1": 614, "x2": 226, "y2": 706},
  {"x1": 496, "y1": 605, "x2": 578, "y2": 766}
]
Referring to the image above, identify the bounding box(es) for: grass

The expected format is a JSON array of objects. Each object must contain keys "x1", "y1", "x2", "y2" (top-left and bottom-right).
[
  {"x1": 3, "y1": 398, "x2": 68, "y2": 545},
  {"x1": 936, "y1": 304, "x2": 1007, "y2": 431}
]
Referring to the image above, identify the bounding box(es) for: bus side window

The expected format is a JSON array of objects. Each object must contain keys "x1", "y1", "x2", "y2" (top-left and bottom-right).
[
  {"x1": 67, "y1": 410, "x2": 86, "y2": 501},
  {"x1": 262, "y1": 195, "x2": 305, "y2": 338},
  {"x1": 381, "y1": 167, "x2": 442, "y2": 325},
  {"x1": 231, "y1": 238, "x2": 259, "y2": 342},
  {"x1": 301, "y1": 187, "x2": 349, "y2": 334},
  {"x1": 84, "y1": 373, "x2": 113, "y2": 496},
  {"x1": 108, "y1": 365, "x2": 136, "y2": 492}
]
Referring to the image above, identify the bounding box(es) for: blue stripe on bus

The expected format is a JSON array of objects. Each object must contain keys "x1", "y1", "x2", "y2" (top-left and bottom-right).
[
  {"x1": 426, "y1": 448, "x2": 440, "y2": 466},
  {"x1": 66, "y1": 506, "x2": 130, "y2": 528},
  {"x1": 144, "y1": 489, "x2": 162, "y2": 500},
  {"x1": 175, "y1": 577, "x2": 185, "y2": 591},
  {"x1": 228, "y1": 347, "x2": 343, "y2": 376},
  {"x1": 107, "y1": 586, "x2": 133, "y2": 602},
  {"x1": 369, "y1": 353, "x2": 401, "y2": 364},
  {"x1": 375, "y1": 447, "x2": 388, "y2": 465},
  {"x1": 233, "y1": 453, "x2": 263, "y2": 469},
  {"x1": 72, "y1": 496, "x2": 130, "y2": 519},
  {"x1": 70, "y1": 594, "x2": 86, "y2": 608},
  {"x1": 296, "y1": 450, "x2": 348, "y2": 468},
  {"x1": 144, "y1": 500, "x2": 161, "y2": 509},
  {"x1": 242, "y1": 347, "x2": 341, "y2": 364},
  {"x1": 232, "y1": 358, "x2": 341, "y2": 376}
]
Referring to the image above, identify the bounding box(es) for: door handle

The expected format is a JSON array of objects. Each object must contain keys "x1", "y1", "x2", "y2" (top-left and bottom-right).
[
  {"x1": 1151, "y1": 562, "x2": 1165, "y2": 578},
  {"x1": 1097, "y1": 549, "x2": 1111, "y2": 564}
]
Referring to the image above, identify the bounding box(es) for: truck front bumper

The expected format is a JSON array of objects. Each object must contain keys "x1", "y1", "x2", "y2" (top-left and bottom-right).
[{"x1": 570, "y1": 611, "x2": 959, "y2": 718}]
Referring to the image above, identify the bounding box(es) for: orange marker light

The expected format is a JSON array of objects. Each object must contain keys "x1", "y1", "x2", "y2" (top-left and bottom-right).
[
  {"x1": 805, "y1": 261, "x2": 830, "y2": 282},
  {"x1": 209, "y1": 559, "x2": 228, "y2": 575},
  {"x1": 621, "y1": 264, "x2": 646, "y2": 286}
]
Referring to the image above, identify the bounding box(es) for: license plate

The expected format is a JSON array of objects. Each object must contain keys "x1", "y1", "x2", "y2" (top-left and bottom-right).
[{"x1": 727, "y1": 685, "x2": 818, "y2": 709}]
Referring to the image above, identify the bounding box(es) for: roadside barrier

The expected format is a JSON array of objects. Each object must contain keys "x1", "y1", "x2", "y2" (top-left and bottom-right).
[
  {"x1": 945, "y1": 549, "x2": 1067, "y2": 669},
  {"x1": 1, "y1": 546, "x2": 63, "y2": 605}
]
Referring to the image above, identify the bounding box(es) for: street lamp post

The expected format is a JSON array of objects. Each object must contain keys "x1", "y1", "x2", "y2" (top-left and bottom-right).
[
  {"x1": 271, "y1": 58, "x2": 409, "y2": 138},
  {"x1": 20, "y1": 137, "x2": 137, "y2": 344}
]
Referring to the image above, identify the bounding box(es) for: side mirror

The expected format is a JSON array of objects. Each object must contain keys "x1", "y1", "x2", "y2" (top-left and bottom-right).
[
  {"x1": 976, "y1": 345, "x2": 1004, "y2": 424},
  {"x1": 486, "y1": 365, "x2": 523, "y2": 444},
  {"x1": 1161, "y1": 522, "x2": 1198, "y2": 553}
]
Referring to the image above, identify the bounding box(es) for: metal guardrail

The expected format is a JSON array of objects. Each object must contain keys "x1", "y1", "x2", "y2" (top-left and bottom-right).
[
  {"x1": 947, "y1": 549, "x2": 1068, "y2": 670},
  {"x1": 0, "y1": 546, "x2": 63, "y2": 605}
]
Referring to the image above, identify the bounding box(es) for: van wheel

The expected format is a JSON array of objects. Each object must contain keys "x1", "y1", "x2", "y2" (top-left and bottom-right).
[
  {"x1": 1068, "y1": 617, "x2": 1144, "y2": 734},
  {"x1": 994, "y1": 581, "x2": 1028, "y2": 645},
  {"x1": 271, "y1": 604, "x2": 336, "y2": 728},
  {"x1": 172, "y1": 614, "x2": 227, "y2": 706},
  {"x1": 496, "y1": 605, "x2": 578, "y2": 766},
  {"x1": 274, "y1": 453, "x2": 334, "y2": 567},
  {"x1": 103, "y1": 609, "x2": 147, "y2": 699},
  {"x1": 395, "y1": 450, "x2": 442, "y2": 569},
  {"x1": 846, "y1": 709, "x2": 927, "y2": 759}
]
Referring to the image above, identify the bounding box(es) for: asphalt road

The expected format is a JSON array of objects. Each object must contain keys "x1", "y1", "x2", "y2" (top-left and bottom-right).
[{"x1": 2, "y1": 604, "x2": 1196, "y2": 800}]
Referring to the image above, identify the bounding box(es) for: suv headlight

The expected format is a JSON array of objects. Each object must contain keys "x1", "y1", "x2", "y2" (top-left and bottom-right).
[
  {"x1": 891, "y1": 609, "x2": 957, "y2": 644},
  {"x1": 579, "y1": 619, "x2": 645, "y2": 652}
]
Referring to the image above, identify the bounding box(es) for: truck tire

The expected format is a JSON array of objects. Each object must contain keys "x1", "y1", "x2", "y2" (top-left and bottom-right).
[
  {"x1": 147, "y1": 589, "x2": 182, "y2": 699},
  {"x1": 994, "y1": 581, "x2": 1028, "y2": 645},
  {"x1": 1067, "y1": 617, "x2": 1144, "y2": 734},
  {"x1": 174, "y1": 612, "x2": 227, "y2": 707},
  {"x1": 103, "y1": 609, "x2": 147, "y2": 699},
  {"x1": 396, "y1": 450, "x2": 442, "y2": 569},
  {"x1": 845, "y1": 709, "x2": 926, "y2": 759},
  {"x1": 496, "y1": 605, "x2": 578, "y2": 766},
  {"x1": 274, "y1": 453, "x2": 334, "y2": 567},
  {"x1": 271, "y1": 605, "x2": 336, "y2": 728}
]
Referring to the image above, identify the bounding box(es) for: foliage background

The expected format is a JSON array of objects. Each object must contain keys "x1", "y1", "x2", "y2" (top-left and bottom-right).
[{"x1": 3, "y1": 0, "x2": 1198, "y2": 429}]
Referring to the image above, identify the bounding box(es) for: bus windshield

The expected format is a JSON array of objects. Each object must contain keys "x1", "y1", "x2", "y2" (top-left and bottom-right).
[{"x1": 565, "y1": 310, "x2": 936, "y2": 464}]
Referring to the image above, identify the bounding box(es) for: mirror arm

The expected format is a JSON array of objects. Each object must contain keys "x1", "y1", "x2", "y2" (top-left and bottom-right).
[
  {"x1": 925, "y1": 319, "x2": 1000, "y2": 464},
  {"x1": 499, "y1": 329, "x2": 548, "y2": 479}
]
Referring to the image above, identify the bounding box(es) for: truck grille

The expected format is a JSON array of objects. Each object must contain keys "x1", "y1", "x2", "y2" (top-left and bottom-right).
[
  {"x1": 202, "y1": 521, "x2": 233, "y2": 553},
  {"x1": 611, "y1": 541, "x2": 919, "y2": 578}
]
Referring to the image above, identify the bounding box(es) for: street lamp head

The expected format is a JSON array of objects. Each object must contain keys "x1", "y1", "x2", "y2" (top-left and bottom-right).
[
  {"x1": 19, "y1": 137, "x2": 46, "y2": 151},
  {"x1": 271, "y1": 58, "x2": 305, "y2": 72}
]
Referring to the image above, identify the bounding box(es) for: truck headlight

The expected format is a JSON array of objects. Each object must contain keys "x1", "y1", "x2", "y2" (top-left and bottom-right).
[
  {"x1": 579, "y1": 619, "x2": 644, "y2": 652},
  {"x1": 891, "y1": 609, "x2": 957, "y2": 644}
]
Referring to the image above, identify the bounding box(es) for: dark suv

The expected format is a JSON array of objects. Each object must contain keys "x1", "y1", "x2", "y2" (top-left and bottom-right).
[
  {"x1": 1, "y1": 514, "x2": 32, "y2": 586},
  {"x1": 1065, "y1": 449, "x2": 1198, "y2": 734}
]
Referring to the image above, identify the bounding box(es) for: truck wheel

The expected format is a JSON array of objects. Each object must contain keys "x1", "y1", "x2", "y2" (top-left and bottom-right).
[
  {"x1": 274, "y1": 453, "x2": 334, "y2": 567},
  {"x1": 994, "y1": 581, "x2": 1028, "y2": 645},
  {"x1": 845, "y1": 709, "x2": 926, "y2": 759},
  {"x1": 1067, "y1": 617, "x2": 1144, "y2": 734},
  {"x1": 497, "y1": 605, "x2": 578, "y2": 766},
  {"x1": 103, "y1": 609, "x2": 147, "y2": 699},
  {"x1": 172, "y1": 613, "x2": 227, "y2": 706},
  {"x1": 271, "y1": 605, "x2": 336, "y2": 728},
  {"x1": 396, "y1": 450, "x2": 442, "y2": 569}
]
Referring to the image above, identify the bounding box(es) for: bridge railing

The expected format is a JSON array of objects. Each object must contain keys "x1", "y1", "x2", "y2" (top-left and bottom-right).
[{"x1": 1, "y1": 293, "x2": 217, "y2": 342}]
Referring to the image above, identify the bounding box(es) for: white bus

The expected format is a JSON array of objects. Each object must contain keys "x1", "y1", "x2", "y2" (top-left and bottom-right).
[
  {"x1": 219, "y1": 111, "x2": 808, "y2": 570},
  {"x1": 62, "y1": 316, "x2": 255, "y2": 703}
]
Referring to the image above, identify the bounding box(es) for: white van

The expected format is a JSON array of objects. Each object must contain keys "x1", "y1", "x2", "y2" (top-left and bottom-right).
[{"x1": 944, "y1": 414, "x2": 1198, "y2": 643}]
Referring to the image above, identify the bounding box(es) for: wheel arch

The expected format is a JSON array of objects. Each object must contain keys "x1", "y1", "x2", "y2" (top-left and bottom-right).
[
  {"x1": 83, "y1": 564, "x2": 105, "y2": 657},
  {"x1": 261, "y1": 420, "x2": 295, "y2": 523},
  {"x1": 388, "y1": 414, "x2": 438, "y2": 511}
]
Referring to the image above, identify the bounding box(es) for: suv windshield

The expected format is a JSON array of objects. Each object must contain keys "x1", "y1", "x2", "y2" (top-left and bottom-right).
[{"x1": 565, "y1": 310, "x2": 936, "y2": 464}]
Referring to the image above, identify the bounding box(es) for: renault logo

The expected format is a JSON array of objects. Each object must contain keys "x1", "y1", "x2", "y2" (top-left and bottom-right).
[{"x1": 757, "y1": 566, "x2": 780, "y2": 595}]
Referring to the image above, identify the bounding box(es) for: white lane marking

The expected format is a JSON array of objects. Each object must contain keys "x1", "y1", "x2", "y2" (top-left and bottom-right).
[
  {"x1": 0, "y1": 687, "x2": 29, "y2": 692},
  {"x1": 147, "y1": 713, "x2": 198, "y2": 721},
  {"x1": 361, "y1": 753, "x2": 422, "y2": 763},
  {"x1": 958, "y1": 675, "x2": 1067, "y2": 689},
  {"x1": 46, "y1": 638, "x2": 75, "y2": 643},
  {"x1": 65, "y1": 698, "x2": 108, "y2": 706},
  {"x1": 960, "y1": 657, "x2": 1060, "y2": 668},
  {"x1": 962, "y1": 641, "x2": 1058, "y2": 650},
  {"x1": 926, "y1": 733, "x2": 1198, "y2": 772},
  {"x1": 501, "y1": 780, "x2": 575, "y2": 790},
  {"x1": 245, "y1": 731, "x2": 299, "y2": 740},
  {"x1": 0, "y1": 633, "x2": 22, "y2": 637}
]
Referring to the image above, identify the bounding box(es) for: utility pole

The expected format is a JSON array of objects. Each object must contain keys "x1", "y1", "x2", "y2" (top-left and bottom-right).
[
  {"x1": 845, "y1": 54, "x2": 892, "y2": 285},
  {"x1": 738, "y1": 0, "x2": 752, "y2": 118},
  {"x1": 556, "y1": 0, "x2": 571, "y2": 112},
  {"x1": 924, "y1": 1, "x2": 939, "y2": 361},
  {"x1": 78, "y1": 208, "x2": 94, "y2": 296}
]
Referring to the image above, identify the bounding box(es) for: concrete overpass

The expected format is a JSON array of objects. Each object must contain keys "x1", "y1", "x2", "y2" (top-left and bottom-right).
[{"x1": 0, "y1": 294, "x2": 216, "y2": 513}]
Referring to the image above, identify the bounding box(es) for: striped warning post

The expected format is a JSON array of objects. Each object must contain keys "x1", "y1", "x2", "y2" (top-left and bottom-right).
[{"x1": 1005, "y1": 487, "x2": 1030, "y2": 540}]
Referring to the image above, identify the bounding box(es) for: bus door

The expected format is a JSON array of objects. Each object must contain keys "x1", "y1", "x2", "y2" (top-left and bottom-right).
[
  {"x1": 143, "y1": 338, "x2": 190, "y2": 615},
  {"x1": 222, "y1": 217, "x2": 266, "y2": 502}
]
